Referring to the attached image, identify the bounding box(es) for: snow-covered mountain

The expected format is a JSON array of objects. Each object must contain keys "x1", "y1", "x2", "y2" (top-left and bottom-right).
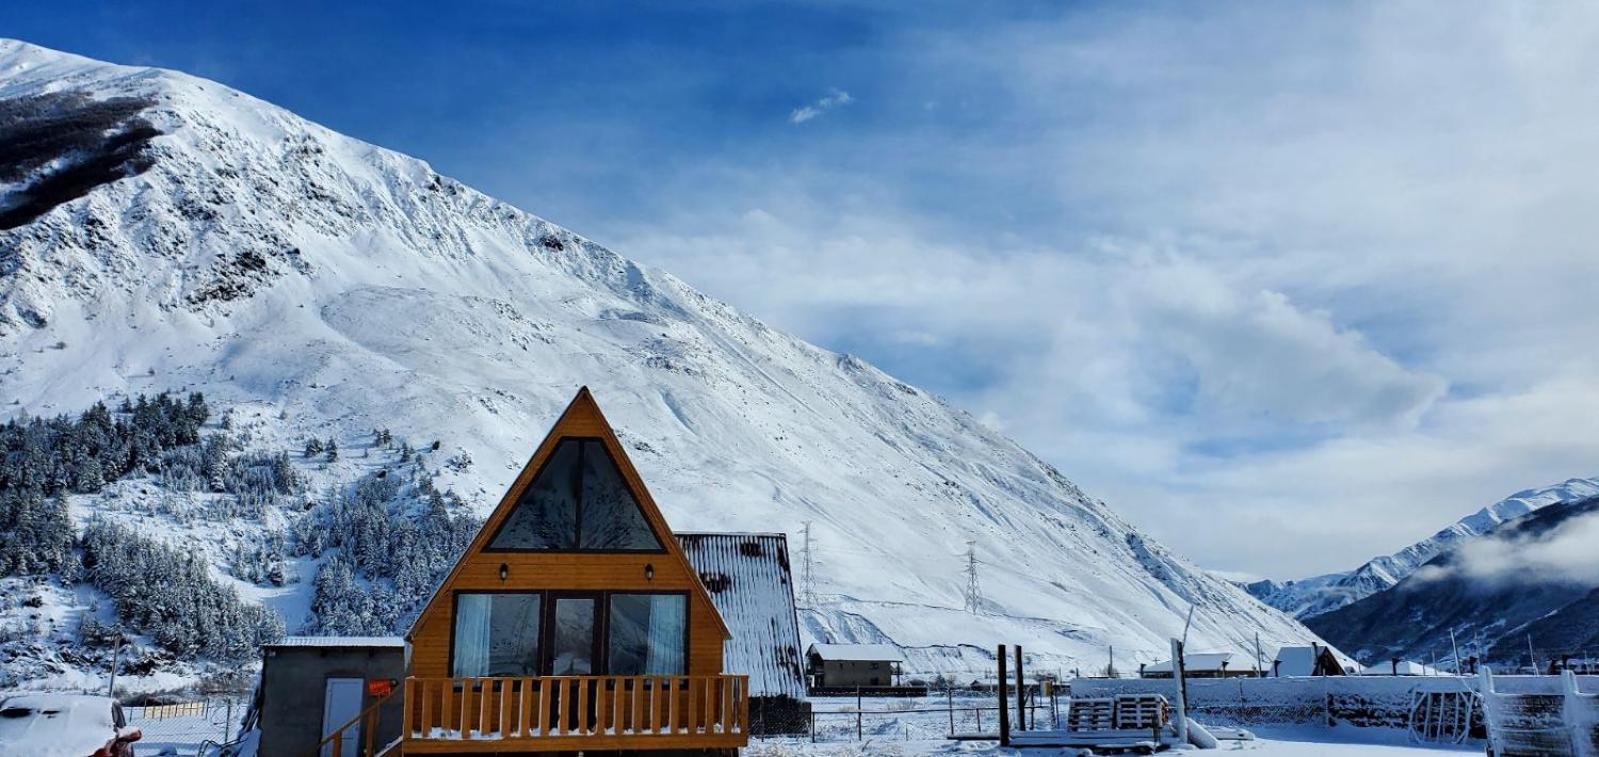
[
  {"x1": 1308, "y1": 494, "x2": 1599, "y2": 667},
  {"x1": 0, "y1": 39, "x2": 1322, "y2": 680},
  {"x1": 1247, "y1": 477, "x2": 1599, "y2": 619}
]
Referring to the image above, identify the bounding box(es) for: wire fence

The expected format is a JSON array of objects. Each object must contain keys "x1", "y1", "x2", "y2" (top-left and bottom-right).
[
  {"x1": 122, "y1": 696, "x2": 245, "y2": 756},
  {"x1": 787, "y1": 692, "x2": 1061, "y2": 743}
]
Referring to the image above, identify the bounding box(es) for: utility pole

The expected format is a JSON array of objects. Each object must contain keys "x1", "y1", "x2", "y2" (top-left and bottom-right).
[
  {"x1": 1254, "y1": 632, "x2": 1264, "y2": 677},
  {"x1": 1107, "y1": 646, "x2": 1115, "y2": 678},
  {"x1": 106, "y1": 629, "x2": 124, "y2": 697},
  {"x1": 963, "y1": 541, "x2": 983, "y2": 614},
  {"x1": 799, "y1": 521, "x2": 817, "y2": 608},
  {"x1": 1528, "y1": 634, "x2": 1538, "y2": 675}
]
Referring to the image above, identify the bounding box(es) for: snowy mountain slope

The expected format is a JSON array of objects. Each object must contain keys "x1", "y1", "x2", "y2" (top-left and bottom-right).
[
  {"x1": 1247, "y1": 477, "x2": 1599, "y2": 619},
  {"x1": 0, "y1": 39, "x2": 1322, "y2": 674}
]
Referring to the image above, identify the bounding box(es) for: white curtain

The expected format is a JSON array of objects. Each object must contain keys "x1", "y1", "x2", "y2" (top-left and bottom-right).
[
  {"x1": 644, "y1": 595, "x2": 686, "y2": 674},
  {"x1": 454, "y1": 594, "x2": 491, "y2": 677}
]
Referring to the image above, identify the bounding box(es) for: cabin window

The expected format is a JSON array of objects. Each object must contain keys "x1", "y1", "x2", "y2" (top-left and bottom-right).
[
  {"x1": 488, "y1": 438, "x2": 662, "y2": 551},
  {"x1": 452, "y1": 593, "x2": 542, "y2": 677},
  {"x1": 607, "y1": 594, "x2": 687, "y2": 675}
]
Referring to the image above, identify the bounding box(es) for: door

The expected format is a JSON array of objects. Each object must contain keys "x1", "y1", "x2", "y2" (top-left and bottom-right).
[
  {"x1": 546, "y1": 594, "x2": 600, "y2": 731},
  {"x1": 321, "y1": 677, "x2": 364, "y2": 757},
  {"x1": 546, "y1": 594, "x2": 599, "y2": 674}
]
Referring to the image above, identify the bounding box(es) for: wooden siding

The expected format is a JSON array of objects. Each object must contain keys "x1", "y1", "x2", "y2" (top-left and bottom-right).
[{"x1": 409, "y1": 387, "x2": 729, "y2": 681}]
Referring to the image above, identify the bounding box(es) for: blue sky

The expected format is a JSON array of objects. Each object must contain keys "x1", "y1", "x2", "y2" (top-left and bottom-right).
[{"x1": 7, "y1": 2, "x2": 1599, "y2": 577}]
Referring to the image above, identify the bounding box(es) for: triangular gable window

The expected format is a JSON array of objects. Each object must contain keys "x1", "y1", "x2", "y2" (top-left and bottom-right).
[{"x1": 488, "y1": 438, "x2": 663, "y2": 551}]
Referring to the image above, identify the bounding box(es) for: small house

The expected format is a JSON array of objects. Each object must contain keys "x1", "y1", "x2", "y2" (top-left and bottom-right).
[
  {"x1": 677, "y1": 532, "x2": 811, "y2": 735},
  {"x1": 257, "y1": 636, "x2": 406, "y2": 757},
  {"x1": 806, "y1": 644, "x2": 905, "y2": 692},
  {"x1": 1359, "y1": 659, "x2": 1440, "y2": 676},
  {"x1": 1273, "y1": 643, "x2": 1348, "y2": 677},
  {"x1": 1139, "y1": 651, "x2": 1260, "y2": 679},
  {"x1": 393, "y1": 387, "x2": 751, "y2": 754}
]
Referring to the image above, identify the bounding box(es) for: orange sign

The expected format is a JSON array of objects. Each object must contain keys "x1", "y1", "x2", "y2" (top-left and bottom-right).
[{"x1": 367, "y1": 679, "x2": 393, "y2": 697}]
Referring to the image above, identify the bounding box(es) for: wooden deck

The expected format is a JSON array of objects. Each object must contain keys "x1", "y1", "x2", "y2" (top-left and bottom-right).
[{"x1": 400, "y1": 674, "x2": 749, "y2": 753}]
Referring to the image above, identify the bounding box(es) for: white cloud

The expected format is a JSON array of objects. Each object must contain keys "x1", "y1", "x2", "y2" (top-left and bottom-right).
[
  {"x1": 1413, "y1": 507, "x2": 1599, "y2": 588},
  {"x1": 602, "y1": 2, "x2": 1599, "y2": 578},
  {"x1": 789, "y1": 88, "x2": 852, "y2": 124}
]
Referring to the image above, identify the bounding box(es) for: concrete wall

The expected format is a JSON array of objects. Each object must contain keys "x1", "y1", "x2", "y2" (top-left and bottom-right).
[{"x1": 259, "y1": 646, "x2": 406, "y2": 757}]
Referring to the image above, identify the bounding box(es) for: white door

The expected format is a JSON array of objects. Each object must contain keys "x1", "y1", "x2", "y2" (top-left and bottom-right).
[{"x1": 321, "y1": 677, "x2": 364, "y2": 757}]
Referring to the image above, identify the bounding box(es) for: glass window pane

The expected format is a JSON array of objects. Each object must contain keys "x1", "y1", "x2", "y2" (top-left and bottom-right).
[
  {"x1": 550, "y1": 598, "x2": 596, "y2": 674},
  {"x1": 453, "y1": 593, "x2": 541, "y2": 677},
  {"x1": 607, "y1": 594, "x2": 686, "y2": 675},
  {"x1": 490, "y1": 440, "x2": 580, "y2": 549},
  {"x1": 578, "y1": 441, "x2": 661, "y2": 550}
]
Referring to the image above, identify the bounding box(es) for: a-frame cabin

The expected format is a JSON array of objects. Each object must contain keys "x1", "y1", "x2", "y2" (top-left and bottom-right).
[{"x1": 395, "y1": 388, "x2": 749, "y2": 755}]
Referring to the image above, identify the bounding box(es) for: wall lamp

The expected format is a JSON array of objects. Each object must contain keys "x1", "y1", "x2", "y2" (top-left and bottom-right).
[
  {"x1": 644, "y1": 563, "x2": 655, "y2": 581},
  {"x1": 499, "y1": 563, "x2": 509, "y2": 581}
]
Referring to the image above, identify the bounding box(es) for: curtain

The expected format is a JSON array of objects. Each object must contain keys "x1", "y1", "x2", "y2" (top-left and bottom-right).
[
  {"x1": 644, "y1": 595, "x2": 686, "y2": 674},
  {"x1": 453, "y1": 594, "x2": 491, "y2": 677}
]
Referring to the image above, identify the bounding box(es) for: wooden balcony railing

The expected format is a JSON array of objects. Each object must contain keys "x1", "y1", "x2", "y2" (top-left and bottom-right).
[{"x1": 401, "y1": 675, "x2": 750, "y2": 753}]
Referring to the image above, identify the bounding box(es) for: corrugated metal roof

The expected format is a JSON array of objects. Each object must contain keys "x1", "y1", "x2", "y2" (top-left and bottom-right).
[
  {"x1": 806, "y1": 643, "x2": 905, "y2": 663},
  {"x1": 267, "y1": 636, "x2": 406, "y2": 649},
  {"x1": 676, "y1": 532, "x2": 806, "y2": 700}
]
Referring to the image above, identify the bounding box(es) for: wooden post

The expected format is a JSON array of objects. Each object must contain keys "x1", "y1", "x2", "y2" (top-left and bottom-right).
[
  {"x1": 1170, "y1": 638, "x2": 1188, "y2": 746},
  {"x1": 947, "y1": 686, "x2": 954, "y2": 735},
  {"x1": 1014, "y1": 645, "x2": 1026, "y2": 731},
  {"x1": 997, "y1": 644, "x2": 1011, "y2": 746},
  {"x1": 856, "y1": 686, "x2": 863, "y2": 740}
]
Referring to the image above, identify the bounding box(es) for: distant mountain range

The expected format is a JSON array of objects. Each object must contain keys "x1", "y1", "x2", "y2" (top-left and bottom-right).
[
  {"x1": 1245, "y1": 477, "x2": 1599, "y2": 619},
  {"x1": 1307, "y1": 493, "x2": 1599, "y2": 668}
]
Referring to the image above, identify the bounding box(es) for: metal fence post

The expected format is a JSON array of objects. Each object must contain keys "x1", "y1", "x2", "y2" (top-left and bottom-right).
[
  {"x1": 224, "y1": 697, "x2": 234, "y2": 743},
  {"x1": 856, "y1": 686, "x2": 863, "y2": 740}
]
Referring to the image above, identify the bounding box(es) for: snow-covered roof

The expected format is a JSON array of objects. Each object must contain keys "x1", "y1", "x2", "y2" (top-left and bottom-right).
[
  {"x1": 267, "y1": 635, "x2": 406, "y2": 649},
  {"x1": 1360, "y1": 660, "x2": 1441, "y2": 676},
  {"x1": 807, "y1": 643, "x2": 905, "y2": 663},
  {"x1": 1143, "y1": 651, "x2": 1258, "y2": 674},
  {"x1": 677, "y1": 532, "x2": 806, "y2": 700},
  {"x1": 0, "y1": 693, "x2": 120, "y2": 757},
  {"x1": 1273, "y1": 644, "x2": 1353, "y2": 676}
]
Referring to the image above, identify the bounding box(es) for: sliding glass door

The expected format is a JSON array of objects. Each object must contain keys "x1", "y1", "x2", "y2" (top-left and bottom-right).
[{"x1": 451, "y1": 590, "x2": 686, "y2": 677}]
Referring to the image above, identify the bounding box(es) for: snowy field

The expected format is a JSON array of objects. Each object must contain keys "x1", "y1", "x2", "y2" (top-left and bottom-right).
[
  {"x1": 747, "y1": 697, "x2": 1479, "y2": 756},
  {"x1": 744, "y1": 734, "x2": 1475, "y2": 755}
]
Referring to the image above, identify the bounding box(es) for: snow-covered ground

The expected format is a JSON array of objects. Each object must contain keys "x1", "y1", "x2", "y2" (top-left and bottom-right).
[
  {"x1": 745, "y1": 730, "x2": 1475, "y2": 756},
  {"x1": 750, "y1": 697, "x2": 1477, "y2": 756}
]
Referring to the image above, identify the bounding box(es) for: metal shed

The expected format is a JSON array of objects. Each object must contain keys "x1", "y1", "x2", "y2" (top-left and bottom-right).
[
  {"x1": 677, "y1": 532, "x2": 811, "y2": 735},
  {"x1": 258, "y1": 636, "x2": 406, "y2": 756}
]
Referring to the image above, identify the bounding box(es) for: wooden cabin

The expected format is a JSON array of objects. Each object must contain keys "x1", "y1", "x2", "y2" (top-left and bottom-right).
[{"x1": 390, "y1": 388, "x2": 749, "y2": 755}]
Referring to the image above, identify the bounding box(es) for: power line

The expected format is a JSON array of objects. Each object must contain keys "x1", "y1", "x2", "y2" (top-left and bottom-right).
[{"x1": 963, "y1": 541, "x2": 983, "y2": 614}]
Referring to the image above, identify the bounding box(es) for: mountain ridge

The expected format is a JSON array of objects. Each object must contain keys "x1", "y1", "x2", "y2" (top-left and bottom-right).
[
  {"x1": 1246, "y1": 476, "x2": 1599, "y2": 619},
  {"x1": 0, "y1": 38, "x2": 1321, "y2": 682}
]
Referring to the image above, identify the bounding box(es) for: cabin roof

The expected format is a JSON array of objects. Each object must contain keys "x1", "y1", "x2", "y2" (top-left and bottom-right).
[
  {"x1": 1143, "y1": 651, "x2": 1255, "y2": 674},
  {"x1": 806, "y1": 643, "x2": 904, "y2": 663},
  {"x1": 676, "y1": 532, "x2": 806, "y2": 700},
  {"x1": 409, "y1": 387, "x2": 731, "y2": 640},
  {"x1": 1359, "y1": 660, "x2": 1440, "y2": 676},
  {"x1": 267, "y1": 636, "x2": 406, "y2": 649}
]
